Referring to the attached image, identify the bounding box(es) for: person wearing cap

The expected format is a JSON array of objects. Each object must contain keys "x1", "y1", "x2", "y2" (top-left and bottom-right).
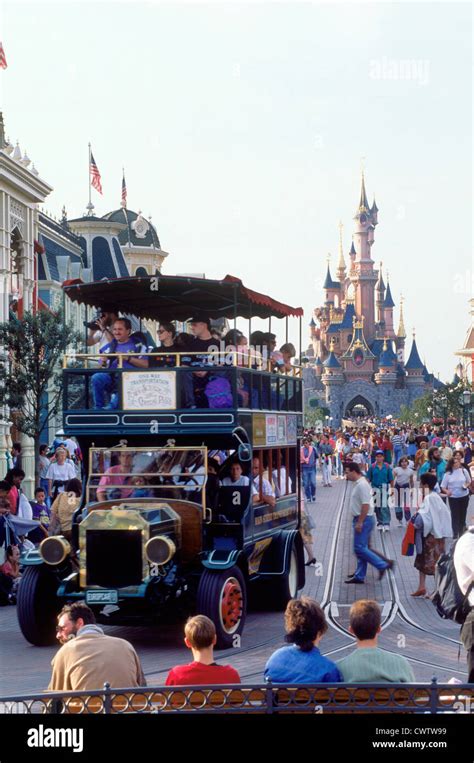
[
  {"x1": 366, "y1": 450, "x2": 394, "y2": 531},
  {"x1": 189, "y1": 316, "x2": 217, "y2": 353}
]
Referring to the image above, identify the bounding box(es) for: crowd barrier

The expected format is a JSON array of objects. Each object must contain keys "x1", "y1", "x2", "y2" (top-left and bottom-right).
[{"x1": 0, "y1": 678, "x2": 472, "y2": 714}]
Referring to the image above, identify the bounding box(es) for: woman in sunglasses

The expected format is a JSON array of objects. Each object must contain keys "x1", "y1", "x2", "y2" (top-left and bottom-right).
[{"x1": 151, "y1": 322, "x2": 179, "y2": 367}]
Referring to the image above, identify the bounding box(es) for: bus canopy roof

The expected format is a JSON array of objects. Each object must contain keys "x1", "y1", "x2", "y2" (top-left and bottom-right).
[{"x1": 62, "y1": 274, "x2": 304, "y2": 321}]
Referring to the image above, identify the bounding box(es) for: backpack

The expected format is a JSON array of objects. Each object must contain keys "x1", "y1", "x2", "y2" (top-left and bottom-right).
[
  {"x1": 204, "y1": 376, "x2": 233, "y2": 408},
  {"x1": 432, "y1": 531, "x2": 474, "y2": 624}
]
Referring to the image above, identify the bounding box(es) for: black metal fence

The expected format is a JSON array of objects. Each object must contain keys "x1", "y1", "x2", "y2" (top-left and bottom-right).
[{"x1": 0, "y1": 679, "x2": 472, "y2": 714}]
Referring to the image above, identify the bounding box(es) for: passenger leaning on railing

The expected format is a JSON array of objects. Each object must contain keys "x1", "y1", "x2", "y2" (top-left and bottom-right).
[{"x1": 91, "y1": 318, "x2": 149, "y2": 410}]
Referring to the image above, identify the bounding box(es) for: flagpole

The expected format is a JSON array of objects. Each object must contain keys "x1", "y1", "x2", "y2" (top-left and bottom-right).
[{"x1": 87, "y1": 142, "x2": 94, "y2": 215}]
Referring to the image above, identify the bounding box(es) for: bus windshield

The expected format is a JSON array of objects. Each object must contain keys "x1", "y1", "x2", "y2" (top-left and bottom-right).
[{"x1": 87, "y1": 447, "x2": 207, "y2": 505}]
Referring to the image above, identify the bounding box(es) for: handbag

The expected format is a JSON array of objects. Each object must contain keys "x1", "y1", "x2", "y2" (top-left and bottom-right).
[
  {"x1": 304, "y1": 509, "x2": 316, "y2": 530},
  {"x1": 401, "y1": 517, "x2": 415, "y2": 556}
]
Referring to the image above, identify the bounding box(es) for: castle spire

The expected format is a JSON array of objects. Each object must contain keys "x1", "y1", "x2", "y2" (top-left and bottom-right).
[
  {"x1": 337, "y1": 220, "x2": 346, "y2": 282},
  {"x1": 358, "y1": 169, "x2": 370, "y2": 212},
  {"x1": 376, "y1": 261, "x2": 385, "y2": 292},
  {"x1": 397, "y1": 295, "x2": 406, "y2": 338}
]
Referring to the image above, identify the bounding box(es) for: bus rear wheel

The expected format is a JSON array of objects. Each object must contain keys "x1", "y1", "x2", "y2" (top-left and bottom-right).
[
  {"x1": 17, "y1": 565, "x2": 60, "y2": 646},
  {"x1": 273, "y1": 540, "x2": 301, "y2": 609},
  {"x1": 197, "y1": 566, "x2": 247, "y2": 649}
]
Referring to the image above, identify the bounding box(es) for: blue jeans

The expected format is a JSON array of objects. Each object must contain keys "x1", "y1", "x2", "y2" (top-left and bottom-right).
[
  {"x1": 92, "y1": 372, "x2": 115, "y2": 409},
  {"x1": 353, "y1": 515, "x2": 389, "y2": 580},
  {"x1": 302, "y1": 468, "x2": 316, "y2": 500},
  {"x1": 393, "y1": 447, "x2": 403, "y2": 467}
]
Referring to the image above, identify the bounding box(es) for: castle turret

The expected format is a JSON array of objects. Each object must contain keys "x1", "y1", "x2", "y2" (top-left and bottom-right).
[
  {"x1": 383, "y1": 275, "x2": 396, "y2": 338},
  {"x1": 375, "y1": 261, "x2": 386, "y2": 326},
  {"x1": 323, "y1": 259, "x2": 341, "y2": 307},
  {"x1": 395, "y1": 295, "x2": 407, "y2": 364},
  {"x1": 350, "y1": 173, "x2": 378, "y2": 341},
  {"x1": 336, "y1": 221, "x2": 346, "y2": 285},
  {"x1": 374, "y1": 339, "x2": 398, "y2": 416},
  {"x1": 405, "y1": 331, "x2": 426, "y2": 398}
]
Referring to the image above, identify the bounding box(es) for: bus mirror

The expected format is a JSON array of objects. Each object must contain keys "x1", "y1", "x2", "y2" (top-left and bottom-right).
[{"x1": 238, "y1": 443, "x2": 252, "y2": 462}]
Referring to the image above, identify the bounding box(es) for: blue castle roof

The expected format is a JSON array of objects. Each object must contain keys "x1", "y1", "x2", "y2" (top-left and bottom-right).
[
  {"x1": 405, "y1": 338, "x2": 424, "y2": 370},
  {"x1": 323, "y1": 350, "x2": 341, "y2": 368},
  {"x1": 339, "y1": 302, "x2": 356, "y2": 329},
  {"x1": 383, "y1": 282, "x2": 395, "y2": 308},
  {"x1": 323, "y1": 265, "x2": 340, "y2": 290}
]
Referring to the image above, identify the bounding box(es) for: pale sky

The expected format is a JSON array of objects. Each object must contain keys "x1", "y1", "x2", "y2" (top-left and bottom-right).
[{"x1": 1, "y1": 1, "x2": 472, "y2": 380}]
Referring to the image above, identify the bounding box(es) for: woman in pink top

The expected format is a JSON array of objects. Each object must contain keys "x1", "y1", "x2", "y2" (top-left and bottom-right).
[{"x1": 96, "y1": 451, "x2": 135, "y2": 502}]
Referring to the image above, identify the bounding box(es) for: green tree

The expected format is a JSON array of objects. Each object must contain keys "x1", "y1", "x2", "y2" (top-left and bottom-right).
[
  {"x1": 304, "y1": 401, "x2": 329, "y2": 429},
  {"x1": 0, "y1": 309, "x2": 80, "y2": 483}
]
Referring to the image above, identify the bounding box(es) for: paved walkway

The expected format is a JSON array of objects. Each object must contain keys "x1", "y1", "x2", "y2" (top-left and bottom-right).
[{"x1": 0, "y1": 472, "x2": 471, "y2": 694}]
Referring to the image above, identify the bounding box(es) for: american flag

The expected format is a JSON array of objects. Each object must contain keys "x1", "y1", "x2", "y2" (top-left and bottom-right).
[
  {"x1": 0, "y1": 43, "x2": 7, "y2": 70},
  {"x1": 121, "y1": 171, "x2": 127, "y2": 206},
  {"x1": 90, "y1": 152, "x2": 103, "y2": 194}
]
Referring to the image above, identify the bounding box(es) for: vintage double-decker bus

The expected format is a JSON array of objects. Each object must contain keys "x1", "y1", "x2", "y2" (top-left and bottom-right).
[{"x1": 17, "y1": 274, "x2": 305, "y2": 648}]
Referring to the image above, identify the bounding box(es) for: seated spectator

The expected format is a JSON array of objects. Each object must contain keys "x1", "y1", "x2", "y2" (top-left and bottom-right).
[
  {"x1": 337, "y1": 600, "x2": 415, "y2": 682},
  {"x1": 86, "y1": 311, "x2": 119, "y2": 348},
  {"x1": 165, "y1": 615, "x2": 240, "y2": 686},
  {"x1": 28, "y1": 487, "x2": 51, "y2": 544},
  {"x1": 92, "y1": 318, "x2": 149, "y2": 410},
  {"x1": 0, "y1": 544, "x2": 21, "y2": 605},
  {"x1": 188, "y1": 315, "x2": 217, "y2": 354},
  {"x1": 223, "y1": 329, "x2": 248, "y2": 366},
  {"x1": 129, "y1": 475, "x2": 152, "y2": 498},
  {"x1": 46, "y1": 447, "x2": 77, "y2": 502},
  {"x1": 151, "y1": 322, "x2": 179, "y2": 367},
  {"x1": 279, "y1": 342, "x2": 296, "y2": 373},
  {"x1": 96, "y1": 451, "x2": 134, "y2": 502},
  {"x1": 249, "y1": 330, "x2": 265, "y2": 370},
  {"x1": 264, "y1": 597, "x2": 342, "y2": 683},
  {"x1": 220, "y1": 461, "x2": 250, "y2": 487},
  {"x1": 252, "y1": 457, "x2": 276, "y2": 507},
  {"x1": 272, "y1": 459, "x2": 293, "y2": 497},
  {"x1": 49, "y1": 478, "x2": 82, "y2": 541}
]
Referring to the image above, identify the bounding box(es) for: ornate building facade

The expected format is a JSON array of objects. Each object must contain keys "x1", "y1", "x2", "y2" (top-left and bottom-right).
[
  {"x1": 305, "y1": 174, "x2": 442, "y2": 424},
  {"x1": 0, "y1": 111, "x2": 169, "y2": 491}
]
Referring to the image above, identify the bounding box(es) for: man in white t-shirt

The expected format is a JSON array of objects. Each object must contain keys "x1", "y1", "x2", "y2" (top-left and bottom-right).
[
  {"x1": 220, "y1": 462, "x2": 251, "y2": 488},
  {"x1": 345, "y1": 462, "x2": 393, "y2": 584},
  {"x1": 251, "y1": 457, "x2": 275, "y2": 507},
  {"x1": 454, "y1": 528, "x2": 474, "y2": 682}
]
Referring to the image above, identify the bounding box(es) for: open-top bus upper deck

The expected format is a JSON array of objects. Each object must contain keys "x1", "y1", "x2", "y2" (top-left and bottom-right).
[{"x1": 62, "y1": 274, "x2": 305, "y2": 438}]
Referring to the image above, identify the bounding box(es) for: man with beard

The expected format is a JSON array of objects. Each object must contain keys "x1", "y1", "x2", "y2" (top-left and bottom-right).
[{"x1": 49, "y1": 603, "x2": 146, "y2": 690}]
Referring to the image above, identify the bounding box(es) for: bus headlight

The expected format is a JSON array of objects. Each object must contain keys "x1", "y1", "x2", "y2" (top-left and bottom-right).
[
  {"x1": 40, "y1": 536, "x2": 71, "y2": 565},
  {"x1": 145, "y1": 536, "x2": 176, "y2": 566}
]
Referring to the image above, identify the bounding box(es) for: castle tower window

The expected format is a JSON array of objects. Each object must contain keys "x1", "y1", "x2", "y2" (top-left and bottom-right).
[{"x1": 135, "y1": 266, "x2": 148, "y2": 277}]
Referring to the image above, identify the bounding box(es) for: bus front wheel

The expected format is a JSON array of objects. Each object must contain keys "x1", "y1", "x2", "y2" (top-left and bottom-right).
[
  {"x1": 17, "y1": 565, "x2": 60, "y2": 646},
  {"x1": 197, "y1": 566, "x2": 247, "y2": 649}
]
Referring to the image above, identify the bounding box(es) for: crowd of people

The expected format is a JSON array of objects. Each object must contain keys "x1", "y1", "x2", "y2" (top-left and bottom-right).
[
  {"x1": 0, "y1": 431, "x2": 82, "y2": 604},
  {"x1": 86, "y1": 312, "x2": 297, "y2": 410}
]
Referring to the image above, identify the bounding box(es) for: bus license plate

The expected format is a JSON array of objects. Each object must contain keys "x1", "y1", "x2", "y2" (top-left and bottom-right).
[{"x1": 86, "y1": 590, "x2": 118, "y2": 604}]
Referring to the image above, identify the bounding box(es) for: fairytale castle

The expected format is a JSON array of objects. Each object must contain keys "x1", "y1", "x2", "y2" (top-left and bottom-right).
[{"x1": 305, "y1": 173, "x2": 442, "y2": 424}]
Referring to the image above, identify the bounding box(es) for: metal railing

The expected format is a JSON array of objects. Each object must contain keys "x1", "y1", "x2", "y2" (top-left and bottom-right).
[{"x1": 0, "y1": 679, "x2": 472, "y2": 714}]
